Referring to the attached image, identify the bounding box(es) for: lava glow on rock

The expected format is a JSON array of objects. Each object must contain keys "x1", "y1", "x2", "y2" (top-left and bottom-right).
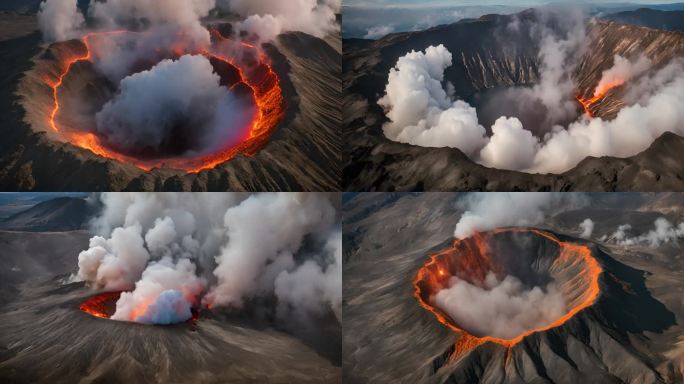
[
  {"x1": 80, "y1": 292, "x2": 200, "y2": 323},
  {"x1": 79, "y1": 291, "x2": 121, "y2": 319},
  {"x1": 576, "y1": 79, "x2": 624, "y2": 117},
  {"x1": 413, "y1": 228, "x2": 602, "y2": 361},
  {"x1": 43, "y1": 29, "x2": 285, "y2": 173}
]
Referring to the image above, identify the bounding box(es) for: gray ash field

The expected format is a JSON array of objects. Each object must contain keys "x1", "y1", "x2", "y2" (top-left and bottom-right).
[{"x1": 343, "y1": 193, "x2": 684, "y2": 383}]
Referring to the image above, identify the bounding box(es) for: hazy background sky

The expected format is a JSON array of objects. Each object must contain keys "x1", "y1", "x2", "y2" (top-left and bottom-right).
[{"x1": 343, "y1": 1, "x2": 684, "y2": 38}]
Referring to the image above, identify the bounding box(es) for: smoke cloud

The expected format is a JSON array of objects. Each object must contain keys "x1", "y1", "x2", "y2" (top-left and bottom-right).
[
  {"x1": 606, "y1": 218, "x2": 684, "y2": 247},
  {"x1": 378, "y1": 44, "x2": 487, "y2": 157},
  {"x1": 365, "y1": 25, "x2": 394, "y2": 39},
  {"x1": 454, "y1": 193, "x2": 586, "y2": 239},
  {"x1": 205, "y1": 193, "x2": 337, "y2": 312},
  {"x1": 434, "y1": 272, "x2": 566, "y2": 339},
  {"x1": 89, "y1": 0, "x2": 215, "y2": 43},
  {"x1": 75, "y1": 193, "x2": 341, "y2": 326},
  {"x1": 275, "y1": 230, "x2": 342, "y2": 323},
  {"x1": 38, "y1": 0, "x2": 341, "y2": 45},
  {"x1": 579, "y1": 218, "x2": 594, "y2": 239},
  {"x1": 112, "y1": 257, "x2": 206, "y2": 324},
  {"x1": 37, "y1": 0, "x2": 85, "y2": 42},
  {"x1": 379, "y1": 17, "x2": 684, "y2": 174},
  {"x1": 77, "y1": 224, "x2": 150, "y2": 291},
  {"x1": 37, "y1": 0, "x2": 214, "y2": 44},
  {"x1": 594, "y1": 55, "x2": 651, "y2": 97},
  {"x1": 95, "y1": 55, "x2": 256, "y2": 157},
  {"x1": 222, "y1": 0, "x2": 341, "y2": 41},
  {"x1": 510, "y1": 10, "x2": 587, "y2": 125}
]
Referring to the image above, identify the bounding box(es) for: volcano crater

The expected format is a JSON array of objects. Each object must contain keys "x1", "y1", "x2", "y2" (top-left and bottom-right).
[
  {"x1": 414, "y1": 229, "x2": 602, "y2": 345},
  {"x1": 24, "y1": 29, "x2": 287, "y2": 174}
]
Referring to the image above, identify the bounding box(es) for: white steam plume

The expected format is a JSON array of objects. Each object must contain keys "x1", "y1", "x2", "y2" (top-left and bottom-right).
[
  {"x1": 275, "y1": 230, "x2": 342, "y2": 322},
  {"x1": 95, "y1": 55, "x2": 255, "y2": 156},
  {"x1": 112, "y1": 257, "x2": 206, "y2": 324},
  {"x1": 379, "y1": 26, "x2": 684, "y2": 174},
  {"x1": 518, "y1": 10, "x2": 587, "y2": 124},
  {"x1": 37, "y1": 0, "x2": 214, "y2": 44},
  {"x1": 77, "y1": 224, "x2": 149, "y2": 291},
  {"x1": 76, "y1": 193, "x2": 341, "y2": 326},
  {"x1": 38, "y1": 0, "x2": 341, "y2": 46},
  {"x1": 365, "y1": 25, "x2": 394, "y2": 40},
  {"x1": 378, "y1": 44, "x2": 487, "y2": 157},
  {"x1": 578, "y1": 218, "x2": 594, "y2": 239},
  {"x1": 222, "y1": 0, "x2": 341, "y2": 41},
  {"x1": 434, "y1": 272, "x2": 566, "y2": 339},
  {"x1": 607, "y1": 218, "x2": 684, "y2": 247},
  {"x1": 593, "y1": 55, "x2": 651, "y2": 97},
  {"x1": 37, "y1": 0, "x2": 85, "y2": 42},
  {"x1": 454, "y1": 193, "x2": 586, "y2": 239},
  {"x1": 89, "y1": 0, "x2": 215, "y2": 43},
  {"x1": 205, "y1": 193, "x2": 337, "y2": 310}
]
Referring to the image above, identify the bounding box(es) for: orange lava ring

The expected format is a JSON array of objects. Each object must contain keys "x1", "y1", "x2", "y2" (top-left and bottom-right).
[
  {"x1": 45, "y1": 30, "x2": 285, "y2": 173},
  {"x1": 413, "y1": 228, "x2": 602, "y2": 360}
]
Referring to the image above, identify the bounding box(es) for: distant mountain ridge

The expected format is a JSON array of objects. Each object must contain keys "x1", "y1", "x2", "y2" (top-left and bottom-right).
[
  {"x1": 0, "y1": 197, "x2": 95, "y2": 231},
  {"x1": 603, "y1": 8, "x2": 684, "y2": 32}
]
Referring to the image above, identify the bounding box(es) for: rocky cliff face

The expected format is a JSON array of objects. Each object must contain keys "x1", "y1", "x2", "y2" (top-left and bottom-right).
[
  {"x1": 575, "y1": 20, "x2": 684, "y2": 119},
  {"x1": 343, "y1": 10, "x2": 684, "y2": 191}
]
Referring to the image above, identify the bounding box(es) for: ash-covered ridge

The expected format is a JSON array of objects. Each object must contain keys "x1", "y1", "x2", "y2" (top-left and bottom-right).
[{"x1": 343, "y1": 10, "x2": 684, "y2": 191}]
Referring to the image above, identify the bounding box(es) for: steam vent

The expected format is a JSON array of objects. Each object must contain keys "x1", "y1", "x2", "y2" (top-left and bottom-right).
[{"x1": 414, "y1": 229, "x2": 602, "y2": 358}]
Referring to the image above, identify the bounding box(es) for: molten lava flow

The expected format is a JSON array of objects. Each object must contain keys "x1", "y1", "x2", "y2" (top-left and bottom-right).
[
  {"x1": 79, "y1": 291, "x2": 122, "y2": 318},
  {"x1": 45, "y1": 29, "x2": 285, "y2": 173},
  {"x1": 576, "y1": 79, "x2": 625, "y2": 117},
  {"x1": 413, "y1": 228, "x2": 602, "y2": 361}
]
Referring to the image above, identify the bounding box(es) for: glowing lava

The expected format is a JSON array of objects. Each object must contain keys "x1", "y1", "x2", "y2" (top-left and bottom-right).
[
  {"x1": 576, "y1": 79, "x2": 625, "y2": 117},
  {"x1": 44, "y1": 29, "x2": 285, "y2": 173},
  {"x1": 79, "y1": 291, "x2": 121, "y2": 319},
  {"x1": 413, "y1": 228, "x2": 602, "y2": 361}
]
